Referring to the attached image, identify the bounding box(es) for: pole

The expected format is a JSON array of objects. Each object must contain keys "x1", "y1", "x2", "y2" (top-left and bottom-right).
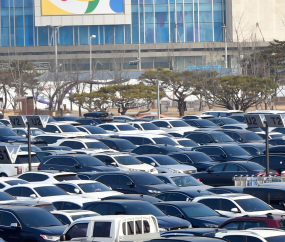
[
  {"x1": 157, "y1": 80, "x2": 160, "y2": 120},
  {"x1": 55, "y1": 27, "x2": 58, "y2": 74},
  {"x1": 90, "y1": 36, "x2": 92, "y2": 82},
  {"x1": 27, "y1": 123, "x2": 32, "y2": 171},
  {"x1": 265, "y1": 122, "x2": 270, "y2": 175},
  {"x1": 223, "y1": 25, "x2": 227, "y2": 69},
  {"x1": 138, "y1": 44, "x2": 141, "y2": 71}
]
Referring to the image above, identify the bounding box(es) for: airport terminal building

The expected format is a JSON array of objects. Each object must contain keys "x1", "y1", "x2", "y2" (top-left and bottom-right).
[{"x1": 0, "y1": 0, "x2": 283, "y2": 72}]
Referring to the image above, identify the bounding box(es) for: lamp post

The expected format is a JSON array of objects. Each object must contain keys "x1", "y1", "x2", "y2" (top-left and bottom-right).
[
  {"x1": 90, "y1": 35, "x2": 96, "y2": 82},
  {"x1": 47, "y1": 26, "x2": 62, "y2": 73},
  {"x1": 222, "y1": 25, "x2": 227, "y2": 69}
]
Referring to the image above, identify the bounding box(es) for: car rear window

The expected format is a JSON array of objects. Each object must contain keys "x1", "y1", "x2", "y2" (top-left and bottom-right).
[
  {"x1": 15, "y1": 155, "x2": 40, "y2": 164},
  {"x1": 54, "y1": 175, "x2": 80, "y2": 181}
]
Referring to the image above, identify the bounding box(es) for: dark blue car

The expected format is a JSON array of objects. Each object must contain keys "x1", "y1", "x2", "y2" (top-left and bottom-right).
[
  {"x1": 0, "y1": 206, "x2": 66, "y2": 242},
  {"x1": 81, "y1": 200, "x2": 191, "y2": 231},
  {"x1": 155, "y1": 201, "x2": 229, "y2": 228},
  {"x1": 78, "y1": 171, "x2": 178, "y2": 195},
  {"x1": 39, "y1": 154, "x2": 119, "y2": 172},
  {"x1": 0, "y1": 127, "x2": 27, "y2": 142}
]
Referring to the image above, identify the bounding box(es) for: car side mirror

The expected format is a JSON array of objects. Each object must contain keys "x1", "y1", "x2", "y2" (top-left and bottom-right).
[
  {"x1": 111, "y1": 162, "x2": 118, "y2": 167},
  {"x1": 113, "y1": 129, "x2": 118, "y2": 132},
  {"x1": 22, "y1": 134, "x2": 26, "y2": 137},
  {"x1": 74, "y1": 188, "x2": 80, "y2": 194},
  {"x1": 10, "y1": 223, "x2": 19, "y2": 228},
  {"x1": 167, "y1": 125, "x2": 171, "y2": 129},
  {"x1": 231, "y1": 208, "x2": 239, "y2": 213},
  {"x1": 151, "y1": 162, "x2": 156, "y2": 167},
  {"x1": 30, "y1": 194, "x2": 37, "y2": 199},
  {"x1": 221, "y1": 154, "x2": 227, "y2": 158},
  {"x1": 55, "y1": 131, "x2": 59, "y2": 133},
  {"x1": 127, "y1": 182, "x2": 135, "y2": 187},
  {"x1": 237, "y1": 138, "x2": 243, "y2": 142},
  {"x1": 206, "y1": 169, "x2": 212, "y2": 173},
  {"x1": 60, "y1": 235, "x2": 66, "y2": 241},
  {"x1": 74, "y1": 164, "x2": 82, "y2": 169}
]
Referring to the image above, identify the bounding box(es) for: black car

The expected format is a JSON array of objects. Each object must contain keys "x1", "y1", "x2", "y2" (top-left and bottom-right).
[
  {"x1": 238, "y1": 143, "x2": 268, "y2": 155},
  {"x1": 101, "y1": 194, "x2": 163, "y2": 204},
  {"x1": 183, "y1": 119, "x2": 218, "y2": 129},
  {"x1": 161, "y1": 228, "x2": 227, "y2": 238},
  {"x1": 269, "y1": 145, "x2": 285, "y2": 153},
  {"x1": 207, "y1": 118, "x2": 240, "y2": 126},
  {"x1": 92, "y1": 137, "x2": 137, "y2": 152},
  {"x1": 0, "y1": 206, "x2": 66, "y2": 242},
  {"x1": 207, "y1": 186, "x2": 244, "y2": 194},
  {"x1": 0, "y1": 127, "x2": 27, "y2": 142},
  {"x1": 249, "y1": 154, "x2": 285, "y2": 174},
  {"x1": 78, "y1": 171, "x2": 177, "y2": 195},
  {"x1": 269, "y1": 138, "x2": 285, "y2": 146},
  {"x1": 38, "y1": 154, "x2": 120, "y2": 172},
  {"x1": 53, "y1": 116, "x2": 79, "y2": 121},
  {"x1": 145, "y1": 236, "x2": 227, "y2": 242},
  {"x1": 81, "y1": 200, "x2": 191, "y2": 231},
  {"x1": 192, "y1": 144, "x2": 251, "y2": 162},
  {"x1": 243, "y1": 186, "x2": 285, "y2": 210},
  {"x1": 219, "y1": 130, "x2": 264, "y2": 143},
  {"x1": 184, "y1": 131, "x2": 235, "y2": 145},
  {"x1": 132, "y1": 144, "x2": 183, "y2": 155},
  {"x1": 191, "y1": 161, "x2": 266, "y2": 186},
  {"x1": 40, "y1": 146, "x2": 72, "y2": 151},
  {"x1": 155, "y1": 189, "x2": 213, "y2": 202},
  {"x1": 229, "y1": 114, "x2": 246, "y2": 123},
  {"x1": 76, "y1": 125, "x2": 109, "y2": 134},
  {"x1": 168, "y1": 151, "x2": 220, "y2": 172},
  {"x1": 75, "y1": 118, "x2": 101, "y2": 125},
  {"x1": 155, "y1": 201, "x2": 229, "y2": 228},
  {"x1": 271, "y1": 127, "x2": 285, "y2": 134}
]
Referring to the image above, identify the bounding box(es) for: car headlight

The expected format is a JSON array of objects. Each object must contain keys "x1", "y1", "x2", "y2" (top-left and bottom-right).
[
  {"x1": 159, "y1": 228, "x2": 167, "y2": 232},
  {"x1": 148, "y1": 190, "x2": 161, "y2": 194},
  {"x1": 129, "y1": 168, "x2": 139, "y2": 171},
  {"x1": 168, "y1": 168, "x2": 180, "y2": 173},
  {"x1": 40, "y1": 235, "x2": 60, "y2": 241},
  {"x1": 203, "y1": 223, "x2": 218, "y2": 228},
  {"x1": 188, "y1": 223, "x2": 192, "y2": 228}
]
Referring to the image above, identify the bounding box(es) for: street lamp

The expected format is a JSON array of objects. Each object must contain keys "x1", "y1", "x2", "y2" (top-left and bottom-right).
[
  {"x1": 47, "y1": 25, "x2": 62, "y2": 73},
  {"x1": 222, "y1": 25, "x2": 227, "y2": 69},
  {"x1": 90, "y1": 35, "x2": 96, "y2": 81}
]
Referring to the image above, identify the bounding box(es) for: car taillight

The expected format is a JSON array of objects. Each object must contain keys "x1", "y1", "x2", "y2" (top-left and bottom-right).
[
  {"x1": 255, "y1": 172, "x2": 266, "y2": 176},
  {"x1": 196, "y1": 178, "x2": 200, "y2": 181},
  {"x1": 38, "y1": 165, "x2": 40, "y2": 170},
  {"x1": 17, "y1": 167, "x2": 22, "y2": 175}
]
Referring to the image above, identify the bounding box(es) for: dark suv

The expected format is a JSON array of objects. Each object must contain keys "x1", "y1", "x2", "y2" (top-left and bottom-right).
[{"x1": 0, "y1": 206, "x2": 66, "y2": 242}]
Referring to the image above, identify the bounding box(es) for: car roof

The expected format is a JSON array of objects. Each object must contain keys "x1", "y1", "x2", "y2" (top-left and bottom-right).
[
  {"x1": 156, "y1": 173, "x2": 190, "y2": 178},
  {"x1": 0, "y1": 205, "x2": 49, "y2": 212},
  {"x1": 21, "y1": 170, "x2": 77, "y2": 175},
  {"x1": 55, "y1": 180, "x2": 99, "y2": 185},
  {"x1": 155, "y1": 201, "x2": 205, "y2": 207},
  {"x1": 43, "y1": 154, "x2": 93, "y2": 159},
  {"x1": 58, "y1": 138, "x2": 100, "y2": 143},
  {"x1": 244, "y1": 186, "x2": 285, "y2": 191},
  {"x1": 52, "y1": 210, "x2": 98, "y2": 215},
  {"x1": 5, "y1": 183, "x2": 58, "y2": 189},
  {"x1": 217, "y1": 228, "x2": 285, "y2": 238},
  {"x1": 196, "y1": 193, "x2": 253, "y2": 200},
  {"x1": 186, "y1": 130, "x2": 226, "y2": 134}
]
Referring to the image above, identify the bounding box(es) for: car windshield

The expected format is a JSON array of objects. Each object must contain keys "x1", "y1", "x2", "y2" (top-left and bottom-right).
[
  {"x1": 0, "y1": 128, "x2": 18, "y2": 136},
  {"x1": 54, "y1": 175, "x2": 80, "y2": 181},
  {"x1": 0, "y1": 192, "x2": 16, "y2": 200},
  {"x1": 197, "y1": 120, "x2": 217, "y2": 127},
  {"x1": 31, "y1": 129, "x2": 45, "y2": 136},
  {"x1": 171, "y1": 176, "x2": 203, "y2": 187},
  {"x1": 78, "y1": 182, "x2": 111, "y2": 193},
  {"x1": 21, "y1": 146, "x2": 42, "y2": 152},
  {"x1": 34, "y1": 186, "x2": 68, "y2": 197},
  {"x1": 169, "y1": 121, "x2": 189, "y2": 127},
  {"x1": 244, "y1": 132, "x2": 264, "y2": 141},
  {"x1": 235, "y1": 198, "x2": 272, "y2": 212},
  {"x1": 153, "y1": 137, "x2": 178, "y2": 146},
  {"x1": 59, "y1": 125, "x2": 80, "y2": 132},
  {"x1": 15, "y1": 155, "x2": 40, "y2": 164},
  {"x1": 86, "y1": 126, "x2": 107, "y2": 134},
  {"x1": 211, "y1": 133, "x2": 234, "y2": 142},
  {"x1": 71, "y1": 213, "x2": 99, "y2": 221},
  {"x1": 220, "y1": 118, "x2": 239, "y2": 124},
  {"x1": 124, "y1": 202, "x2": 165, "y2": 216},
  {"x1": 154, "y1": 156, "x2": 179, "y2": 165},
  {"x1": 132, "y1": 173, "x2": 164, "y2": 185},
  {"x1": 5, "y1": 180, "x2": 28, "y2": 186},
  {"x1": 223, "y1": 146, "x2": 250, "y2": 156},
  {"x1": 177, "y1": 139, "x2": 198, "y2": 147},
  {"x1": 86, "y1": 142, "x2": 109, "y2": 149},
  {"x1": 187, "y1": 152, "x2": 213, "y2": 162},
  {"x1": 243, "y1": 162, "x2": 265, "y2": 172},
  {"x1": 181, "y1": 204, "x2": 219, "y2": 217},
  {"x1": 115, "y1": 156, "x2": 142, "y2": 165},
  {"x1": 266, "y1": 236, "x2": 285, "y2": 242},
  {"x1": 141, "y1": 123, "x2": 159, "y2": 130},
  {"x1": 117, "y1": 125, "x2": 137, "y2": 131},
  {"x1": 17, "y1": 209, "x2": 63, "y2": 227},
  {"x1": 77, "y1": 156, "x2": 105, "y2": 167}
]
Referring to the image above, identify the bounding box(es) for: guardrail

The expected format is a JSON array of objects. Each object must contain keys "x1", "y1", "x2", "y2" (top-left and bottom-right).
[{"x1": 233, "y1": 175, "x2": 282, "y2": 187}]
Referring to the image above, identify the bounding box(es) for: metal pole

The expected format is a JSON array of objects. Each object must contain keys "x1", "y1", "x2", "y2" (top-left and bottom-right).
[
  {"x1": 27, "y1": 123, "x2": 31, "y2": 171},
  {"x1": 223, "y1": 25, "x2": 227, "y2": 69},
  {"x1": 138, "y1": 44, "x2": 141, "y2": 71},
  {"x1": 266, "y1": 122, "x2": 270, "y2": 175},
  {"x1": 157, "y1": 80, "x2": 160, "y2": 120},
  {"x1": 90, "y1": 36, "x2": 92, "y2": 81},
  {"x1": 55, "y1": 27, "x2": 58, "y2": 74}
]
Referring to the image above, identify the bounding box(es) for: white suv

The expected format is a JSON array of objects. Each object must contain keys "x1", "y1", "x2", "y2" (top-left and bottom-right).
[{"x1": 193, "y1": 194, "x2": 285, "y2": 217}]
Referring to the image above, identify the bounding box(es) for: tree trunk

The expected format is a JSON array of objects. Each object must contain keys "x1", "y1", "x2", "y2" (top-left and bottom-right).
[
  {"x1": 79, "y1": 106, "x2": 82, "y2": 117},
  {"x1": 178, "y1": 99, "x2": 185, "y2": 117}
]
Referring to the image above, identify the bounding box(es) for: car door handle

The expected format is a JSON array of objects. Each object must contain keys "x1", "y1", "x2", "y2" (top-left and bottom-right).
[
  {"x1": 49, "y1": 167, "x2": 54, "y2": 170},
  {"x1": 117, "y1": 187, "x2": 122, "y2": 190}
]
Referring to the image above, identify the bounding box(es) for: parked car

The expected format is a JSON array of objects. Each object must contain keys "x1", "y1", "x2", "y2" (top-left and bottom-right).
[
  {"x1": 182, "y1": 114, "x2": 214, "y2": 120},
  {"x1": 192, "y1": 144, "x2": 251, "y2": 162},
  {"x1": 202, "y1": 110, "x2": 243, "y2": 118},
  {"x1": 132, "y1": 144, "x2": 183, "y2": 155},
  {"x1": 101, "y1": 194, "x2": 163, "y2": 204},
  {"x1": 0, "y1": 127, "x2": 27, "y2": 142},
  {"x1": 12, "y1": 127, "x2": 46, "y2": 138},
  {"x1": 41, "y1": 123, "x2": 86, "y2": 137},
  {"x1": 34, "y1": 134, "x2": 78, "y2": 145},
  {"x1": 0, "y1": 206, "x2": 67, "y2": 242},
  {"x1": 91, "y1": 137, "x2": 137, "y2": 152},
  {"x1": 76, "y1": 125, "x2": 110, "y2": 135},
  {"x1": 207, "y1": 186, "x2": 244, "y2": 194},
  {"x1": 146, "y1": 237, "x2": 228, "y2": 242},
  {"x1": 129, "y1": 121, "x2": 167, "y2": 134},
  {"x1": 161, "y1": 228, "x2": 226, "y2": 238},
  {"x1": 238, "y1": 143, "x2": 268, "y2": 155},
  {"x1": 0, "y1": 177, "x2": 28, "y2": 190},
  {"x1": 97, "y1": 122, "x2": 142, "y2": 134},
  {"x1": 155, "y1": 201, "x2": 229, "y2": 228},
  {"x1": 135, "y1": 154, "x2": 197, "y2": 174},
  {"x1": 229, "y1": 114, "x2": 246, "y2": 123},
  {"x1": 269, "y1": 137, "x2": 285, "y2": 146},
  {"x1": 78, "y1": 171, "x2": 178, "y2": 195},
  {"x1": 184, "y1": 131, "x2": 235, "y2": 145},
  {"x1": 207, "y1": 117, "x2": 241, "y2": 126},
  {"x1": 173, "y1": 138, "x2": 198, "y2": 148},
  {"x1": 249, "y1": 154, "x2": 285, "y2": 174},
  {"x1": 51, "y1": 210, "x2": 100, "y2": 225},
  {"x1": 183, "y1": 119, "x2": 218, "y2": 129},
  {"x1": 191, "y1": 161, "x2": 266, "y2": 186},
  {"x1": 151, "y1": 119, "x2": 196, "y2": 135},
  {"x1": 40, "y1": 146, "x2": 72, "y2": 151},
  {"x1": 39, "y1": 154, "x2": 120, "y2": 172},
  {"x1": 220, "y1": 129, "x2": 264, "y2": 143},
  {"x1": 193, "y1": 194, "x2": 285, "y2": 217},
  {"x1": 269, "y1": 145, "x2": 285, "y2": 153},
  {"x1": 81, "y1": 200, "x2": 191, "y2": 231}
]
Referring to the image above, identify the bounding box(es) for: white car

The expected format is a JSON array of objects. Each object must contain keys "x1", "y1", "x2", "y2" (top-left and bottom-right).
[
  {"x1": 151, "y1": 119, "x2": 196, "y2": 135},
  {"x1": 97, "y1": 122, "x2": 143, "y2": 135},
  {"x1": 193, "y1": 194, "x2": 285, "y2": 217},
  {"x1": 18, "y1": 171, "x2": 80, "y2": 183},
  {"x1": 215, "y1": 228, "x2": 285, "y2": 242},
  {"x1": 51, "y1": 210, "x2": 100, "y2": 225},
  {"x1": 12, "y1": 127, "x2": 46, "y2": 138},
  {"x1": 40, "y1": 123, "x2": 86, "y2": 137},
  {"x1": 93, "y1": 153, "x2": 158, "y2": 174},
  {"x1": 76, "y1": 125, "x2": 112, "y2": 136},
  {"x1": 129, "y1": 121, "x2": 167, "y2": 135},
  {"x1": 54, "y1": 138, "x2": 116, "y2": 152},
  {"x1": 35, "y1": 133, "x2": 81, "y2": 145},
  {"x1": 0, "y1": 177, "x2": 28, "y2": 190},
  {"x1": 3, "y1": 183, "x2": 97, "y2": 203},
  {"x1": 54, "y1": 180, "x2": 123, "y2": 199}
]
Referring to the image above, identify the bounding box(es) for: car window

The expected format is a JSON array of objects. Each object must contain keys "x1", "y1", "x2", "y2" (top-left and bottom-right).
[
  {"x1": 31, "y1": 174, "x2": 49, "y2": 182},
  {"x1": 210, "y1": 164, "x2": 226, "y2": 172},
  {"x1": 220, "y1": 199, "x2": 238, "y2": 211},
  {"x1": 5, "y1": 187, "x2": 22, "y2": 196},
  {"x1": 242, "y1": 221, "x2": 260, "y2": 230},
  {"x1": 104, "y1": 157, "x2": 115, "y2": 166},
  {"x1": 97, "y1": 175, "x2": 119, "y2": 185},
  {"x1": 61, "y1": 202, "x2": 81, "y2": 210},
  {"x1": 93, "y1": 222, "x2": 112, "y2": 237},
  {"x1": 164, "y1": 205, "x2": 183, "y2": 217},
  {"x1": 21, "y1": 187, "x2": 36, "y2": 197},
  {"x1": 221, "y1": 221, "x2": 242, "y2": 230},
  {"x1": 119, "y1": 175, "x2": 132, "y2": 186},
  {"x1": 156, "y1": 176, "x2": 171, "y2": 184},
  {"x1": 224, "y1": 164, "x2": 239, "y2": 172},
  {"x1": 152, "y1": 121, "x2": 169, "y2": 128},
  {"x1": 53, "y1": 214, "x2": 71, "y2": 225},
  {"x1": 89, "y1": 204, "x2": 109, "y2": 215},
  {"x1": 65, "y1": 223, "x2": 89, "y2": 240},
  {"x1": 0, "y1": 212, "x2": 18, "y2": 226},
  {"x1": 109, "y1": 204, "x2": 125, "y2": 215},
  {"x1": 170, "y1": 154, "x2": 192, "y2": 164},
  {"x1": 198, "y1": 198, "x2": 220, "y2": 210},
  {"x1": 222, "y1": 235, "x2": 247, "y2": 242},
  {"x1": 186, "y1": 134, "x2": 204, "y2": 144},
  {"x1": 155, "y1": 193, "x2": 169, "y2": 201},
  {"x1": 56, "y1": 184, "x2": 77, "y2": 194},
  {"x1": 139, "y1": 157, "x2": 156, "y2": 166},
  {"x1": 167, "y1": 193, "x2": 188, "y2": 201},
  {"x1": 18, "y1": 173, "x2": 32, "y2": 182}
]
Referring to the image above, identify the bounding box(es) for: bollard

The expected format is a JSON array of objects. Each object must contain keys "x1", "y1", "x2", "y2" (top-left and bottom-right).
[{"x1": 246, "y1": 175, "x2": 252, "y2": 187}]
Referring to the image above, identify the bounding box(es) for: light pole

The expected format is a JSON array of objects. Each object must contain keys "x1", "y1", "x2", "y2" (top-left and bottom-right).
[
  {"x1": 222, "y1": 25, "x2": 228, "y2": 69},
  {"x1": 90, "y1": 35, "x2": 96, "y2": 82},
  {"x1": 47, "y1": 25, "x2": 62, "y2": 73},
  {"x1": 157, "y1": 80, "x2": 160, "y2": 120}
]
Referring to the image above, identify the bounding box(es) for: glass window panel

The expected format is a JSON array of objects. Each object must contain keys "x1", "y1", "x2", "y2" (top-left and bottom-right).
[
  {"x1": 145, "y1": 12, "x2": 154, "y2": 24},
  {"x1": 105, "y1": 26, "x2": 114, "y2": 44},
  {"x1": 155, "y1": 6, "x2": 168, "y2": 24},
  {"x1": 132, "y1": 24, "x2": 139, "y2": 43},
  {"x1": 99, "y1": 26, "x2": 104, "y2": 44},
  {"x1": 24, "y1": 0, "x2": 33, "y2": 7},
  {"x1": 125, "y1": 25, "x2": 131, "y2": 44},
  {"x1": 170, "y1": 23, "x2": 175, "y2": 43},
  {"x1": 15, "y1": 15, "x2": 24, "y2": 27},
  {"x1": 90, "y1": 26, "x2": 99, "y2": 44},
  {"x1": 79, "y1": 26, "x2": 88, "y2": 45},
  {"x1": 1, "y1": 0, "x2": 9, "y2": 7},
  {"x1": 25, "y1": 7, "x2": 33, "y2": 15},
  {"x1": 1, "y1": 28, "x2": 9, "y2": 47},
  {"x1": 115, "y1": 25, "x2": 124, "y2": 44},
  {"x1": 156, "y1": 0, "x2": 168, "y2": 4},
  {"x1": 141, "y1": 57, "x2": 153, "y2": 69},
  {"x1": 15, "y1": 0, "x2": 23, "y2": 7},
  {"x1": 132, "y1": 0, "x2": 138, "y2": 4},
  {"x1": 145, "y1": 24, "x2": 154, "y2": 43},
  {"x1": 16, "y1": 27, "x2": 24, "y2": 46},
  {"x1": 74, "y1": 26, "x2": 79, "y2": 45},
  {"x1": 1, "y1": 16, "x2": 9, "y2": 28},
  {"x1": 25, "y1": 15, "x2": 33, "y2": 27},
  {"x1": 200, "y1": 23, "x2": 213, "y2": 42},
  {"x1": 154, "y1": 57, "x2": 169, "y2": 68},
  {"x1": 145, "y1": 0, "x2": 153, "y2": 4},
  {"x1": 186, "y1": 23, "x2": 194, "y2": 42},
  {"x1": 214, "y1": 22, "x2": 223, "y2": 41},
  {"x1": 140, "y1": 24, "x2": 144, "y2": 43},
  {"x1": 59, "y1": 26, "x2": 73, "y2": 45},
  {"x1": 38, "y1": 27, "x2": 49, "y2": 46},
  {"x1": 25, "y1": 26, "x2": 34, "y2": 46},
  {"x1": 155, "y1": 24, "x2": 169, "y2": 43}
]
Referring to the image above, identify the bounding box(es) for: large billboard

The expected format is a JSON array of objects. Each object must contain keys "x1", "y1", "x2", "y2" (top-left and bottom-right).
[
  {"x1": 42, "y1": 0, "x2": 124, "y2": 15},
  {"x1": 34, "y1": 0, "x2": 131, "y2": 26}
]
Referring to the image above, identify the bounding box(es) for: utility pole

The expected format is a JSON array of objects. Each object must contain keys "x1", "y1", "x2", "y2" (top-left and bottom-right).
[{"x1": 222, "y1": 25, "x2": 228, "y2": 69}]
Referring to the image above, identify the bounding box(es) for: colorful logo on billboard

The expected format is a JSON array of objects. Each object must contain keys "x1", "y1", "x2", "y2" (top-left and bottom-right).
[{"x1": 41, "y1": 0, "x2": 124, "y2": 15}]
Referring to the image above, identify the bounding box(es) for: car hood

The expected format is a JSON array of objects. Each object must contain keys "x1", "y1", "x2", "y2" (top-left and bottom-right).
[
  {"x1": 35, "y1": 225, "x2": 67, "y2": 235},
  {"x1": 193, "y1": 216, "x2": 229, "y2": 225},
  {"x1": 143, "y1": 183, "x2": 177, "y2": 191},
  {"x1": 81, "y1": 191, "x2": 123, "y2": 199},
  {"x1": 245, "y1": 209, "x2": 285, "y2": 216},
  {"x1": 163, "y1": 164, "x2": 197, "y2": 172},
  {"x1": 157, "y1": 216, "x2": 190, "y2": 229},
  {"x1": 125, "y1": 163, "x2": 154, "y2": 171},
  {"x1": 90, "y1": 166, "x2": 120, "y2": 171},
  {"x1": 230, "y1": 155, "x2": 252, "y2": 160},
  {"x1": 0, "y1": 136, "x2": 27, "y2": 142}
]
